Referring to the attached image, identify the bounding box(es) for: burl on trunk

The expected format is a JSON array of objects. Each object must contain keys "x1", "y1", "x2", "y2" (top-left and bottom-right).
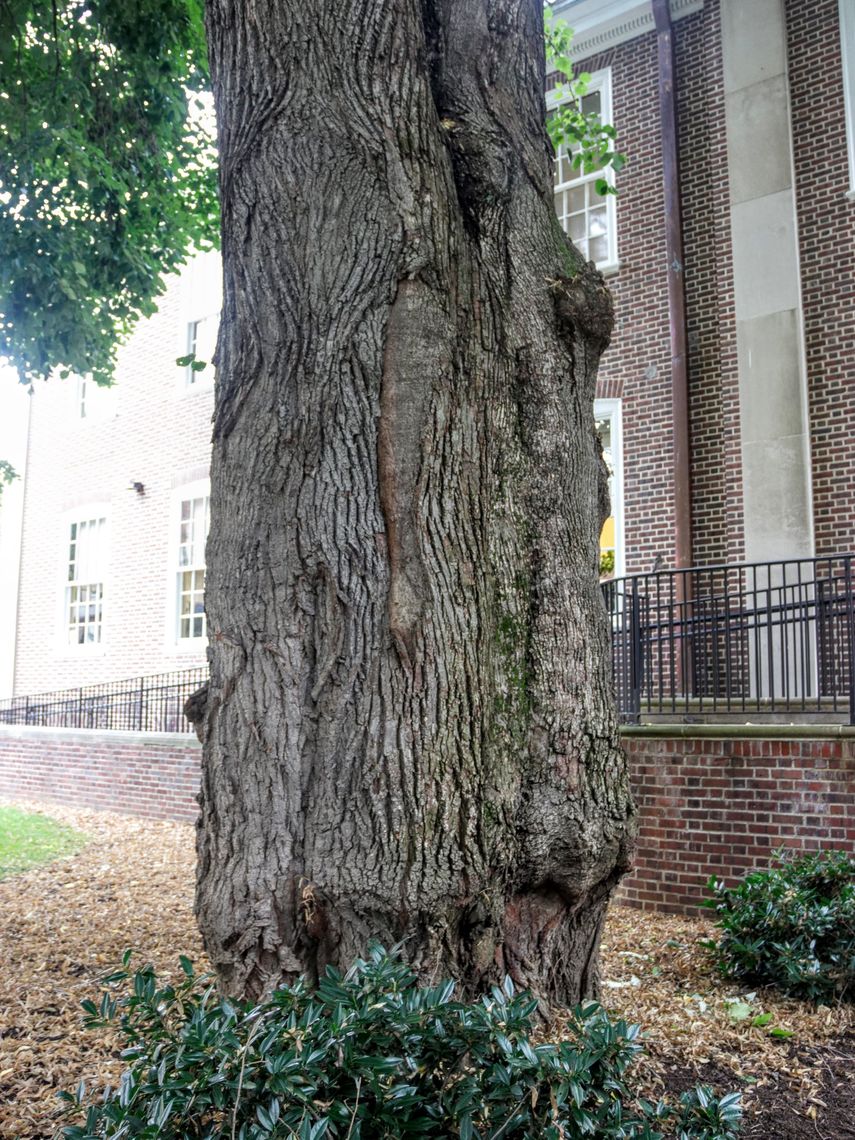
[{"x1": 193, "y1": 0, "x2": 635, "y2": 1005}]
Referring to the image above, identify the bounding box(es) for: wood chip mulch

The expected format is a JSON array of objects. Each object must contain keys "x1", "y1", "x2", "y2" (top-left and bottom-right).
[
  {"x1": 0, "y1": 798, "x2": 852, "y2": 1138},
  {"x1": 598, "y1": 907, "x2": 855, "y2": 1138}
]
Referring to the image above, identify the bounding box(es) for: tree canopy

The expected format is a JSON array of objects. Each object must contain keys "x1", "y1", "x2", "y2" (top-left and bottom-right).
[
  {"x1": 0, "y1": 0, "x2": 217, "y2": 387},
  {"x1": 0, "y1": 3, "x2": 620, "y2": 390}
]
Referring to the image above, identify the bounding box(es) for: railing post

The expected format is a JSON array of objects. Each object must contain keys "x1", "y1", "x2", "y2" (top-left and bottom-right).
[
  {"x1": 845, "y1": 557, "x2": 855, "y2": 727},
  {"x1": 78, "y1": 686, "x2": 83, "y2": 729},
  {"x1": 137, "y1": 676, "x2": 145, "y2": 733},
  {"x1": 628, "y1": 577, "x2": 643, "y2": 724}
]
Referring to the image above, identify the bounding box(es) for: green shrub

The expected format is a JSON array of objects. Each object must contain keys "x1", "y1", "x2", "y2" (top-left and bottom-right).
[
  {"x1": 60, "y1": 945, "x2": 741, "y2": 1139},
  {"x1": 703, "y1": 849, "x2": 855, "y2": 1001}
]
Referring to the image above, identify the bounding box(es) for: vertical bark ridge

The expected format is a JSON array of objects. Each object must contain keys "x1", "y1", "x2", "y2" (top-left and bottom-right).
[{"x1": 198, "y1": 0, "x2": 634, "y2": 1004}]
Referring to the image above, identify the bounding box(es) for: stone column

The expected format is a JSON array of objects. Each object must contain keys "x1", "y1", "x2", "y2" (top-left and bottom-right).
[{"x1": 722, "y1": 0, "x2": 814, "y2": 564}]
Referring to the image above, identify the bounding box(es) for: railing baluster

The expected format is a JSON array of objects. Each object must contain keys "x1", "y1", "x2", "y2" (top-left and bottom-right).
[{"x1": 0, "y1": 667, "x2": 205, "y2": 734}]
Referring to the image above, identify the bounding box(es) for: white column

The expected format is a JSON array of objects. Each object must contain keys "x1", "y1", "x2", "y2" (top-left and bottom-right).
[{"x1": 722, "y1": 0, "x2": 814, "y2": 564}]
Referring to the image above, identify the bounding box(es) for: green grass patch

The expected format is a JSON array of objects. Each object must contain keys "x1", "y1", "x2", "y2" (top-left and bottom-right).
[{"x1": 0, "y1": 806, "x2": 88, "y2": 879}]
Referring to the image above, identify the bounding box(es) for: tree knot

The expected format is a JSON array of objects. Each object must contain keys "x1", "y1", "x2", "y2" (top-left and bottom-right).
[
  {"x1": 547, "y1": 266, "x2": 613, "y2": 354},
  {"x1": 184, "y1": 682, "x2": 209, "y2": 743}
]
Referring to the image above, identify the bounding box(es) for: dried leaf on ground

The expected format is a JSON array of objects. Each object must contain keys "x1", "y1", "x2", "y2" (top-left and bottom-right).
[{"x1": 0, "y1": 799, "x2": 852, "y2": 1138}]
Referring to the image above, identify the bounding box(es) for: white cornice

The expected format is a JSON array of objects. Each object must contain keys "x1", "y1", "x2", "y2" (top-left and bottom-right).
[{"x1": 550, "y1": 0, "x2": 704, "y2": 60}]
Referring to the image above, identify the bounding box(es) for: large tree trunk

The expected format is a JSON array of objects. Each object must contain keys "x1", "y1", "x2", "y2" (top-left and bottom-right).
[{"x1": 196, "y1": 0, "x2": 635, "y2": 1005}]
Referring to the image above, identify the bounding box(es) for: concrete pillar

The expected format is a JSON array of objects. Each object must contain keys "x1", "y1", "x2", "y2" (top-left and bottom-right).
[{"x1": 722, "y1": 0, "x2": 814, "y2": 563}]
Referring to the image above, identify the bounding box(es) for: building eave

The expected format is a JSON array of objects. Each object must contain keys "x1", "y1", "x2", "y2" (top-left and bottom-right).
[{"x1": 550, "y1": 0, "x2": 704, "y2": 60}]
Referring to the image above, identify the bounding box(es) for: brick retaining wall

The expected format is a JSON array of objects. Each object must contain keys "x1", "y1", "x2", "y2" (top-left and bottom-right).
[
  {"x1": 1, "y1": 725, "x2": 853, "y2": 917},
  {"x1": 619, "y1": 727, "x2": 855, "y2": 915},
  {"x1": 0, "y1": 725, "x2": 201, "y2": 822}
]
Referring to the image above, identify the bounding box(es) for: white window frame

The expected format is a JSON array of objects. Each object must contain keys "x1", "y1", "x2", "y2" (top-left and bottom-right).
[
  {"x1": 548, "y1": 67, "x2": 619, "y2": 274},
  {"x1": 178, "y1": 251, "x2": 223, "y2": 393},
  {"x1": 75, "y1": 374, "x2": 88, "y2": 419},
  {"x1": 166, "y1": 479, "x2": 211, "y2": 651},
  {"x1": 57, "y1": 505, "x2": 110, "y2": 655},
  {"x1": 70, "y1": 373, "x2": 115, "y2": 424},
  {"x1": 594, "y1": 397, "x2": 624, "y2": 579},
  {"x1": 183, "y1": 311, "x2": 219, "y2": 389},
  {"x1": 840, "y1": 0, "x2": 855, "y2": 200}
]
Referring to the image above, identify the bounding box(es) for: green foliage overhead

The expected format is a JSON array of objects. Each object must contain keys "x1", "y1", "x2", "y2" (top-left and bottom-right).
[
  {"x1": 61, "y1": 945, "x2": 741, "y2": 1138},
  {"x1": 0, "y1": 0, "x2": 218, "y2": 388},
  {"x1": 0, "y1": 5, "x2": 619, "y2": 393},
  {"x1": 703, "y1": 850, "x2": 855, "y2": 1002}
]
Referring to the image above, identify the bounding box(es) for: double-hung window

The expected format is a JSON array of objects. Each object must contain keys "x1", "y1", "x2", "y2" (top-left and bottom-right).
[
  {"x1": 175, "y1": 490, "x2": 210, "y2": 641},
  {"x1": 65, "y1": 515, "x2": 107, "y2": 646},
  {"x1": 550, "y1": 69, "x2": 618, "y2": 271}
]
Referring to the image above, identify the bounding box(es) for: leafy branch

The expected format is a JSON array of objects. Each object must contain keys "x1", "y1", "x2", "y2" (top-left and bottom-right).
[{"x1": 544, "y1": 10, "x2": 626, "y2": 197}]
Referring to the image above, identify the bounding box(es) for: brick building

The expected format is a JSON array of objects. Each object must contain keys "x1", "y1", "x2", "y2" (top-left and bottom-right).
[
  {"x1": 1, "y1": 0, "x2": 854, "y2": 697},
  {"x1": 558, "y1": 0, "x2": 855, "y2": 579},
  {"x1": 0, "y1": 252, "x2": 219, "y2": 696}
]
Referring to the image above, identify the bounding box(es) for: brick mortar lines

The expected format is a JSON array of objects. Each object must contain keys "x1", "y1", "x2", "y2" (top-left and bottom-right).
[
  {"x1": 1, "y1": 729, "x2": 851, "y2": 917},
  {"x1": 785, "y1": 0, "x2": 855, "y2": 560}
]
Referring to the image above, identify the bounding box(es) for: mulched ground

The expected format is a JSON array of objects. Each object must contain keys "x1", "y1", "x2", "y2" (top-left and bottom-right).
[{"x1": 0, "y1": 798, "x2": 852, "y2": 1138}]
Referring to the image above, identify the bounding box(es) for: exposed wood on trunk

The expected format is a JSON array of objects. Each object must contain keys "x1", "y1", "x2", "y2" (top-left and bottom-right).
[{"x1": 197, "y1": 0, "x2": 635, "y2": 1006}]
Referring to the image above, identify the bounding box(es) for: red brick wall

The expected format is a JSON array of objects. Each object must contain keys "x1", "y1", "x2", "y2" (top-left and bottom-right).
[
  {"x1": 786, "y1": 0, "x2": 855, "y2": 559},
  {"x1": 578, "y1": 33, "x2": 674, "y2": 575},
  {"x1": 578, "y1": 1, "x2": 743, "y2": 574},
  {"x1": 2, "y1": 726, "x2": 852, "y2": 919},
  {"x1": 620, "y1": 730, "x2": 855, "y2": 915},
  {"x1": 0, "y1": 726, "x2": 201, "y2": 822},
  {"x1": 676, "y1": 1, "x2": 743, "y2": 567}
]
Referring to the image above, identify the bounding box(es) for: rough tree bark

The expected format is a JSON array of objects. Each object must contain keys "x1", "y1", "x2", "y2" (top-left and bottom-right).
[{"x1": 195, "y1": 0, "x2": 635, "y2": 1005}]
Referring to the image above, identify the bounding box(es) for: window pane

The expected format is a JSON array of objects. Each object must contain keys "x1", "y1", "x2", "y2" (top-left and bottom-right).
[
  {"x1": 551, "y1": 75, "x2": 615, "y2": 268},
  {"x1": 589, "y1": 235, "x2": 609, "y2": 263},
  {"x1": 186, "y1": 314, "x2": 219, "y2": 384},
  {"x1": 568, "y1": 185, "x2": 586, "y2": 213},
  {"x1": 560, "y1": 152, "x2": 577, "y2": 185},
  {"x1": 589, "y1": 208, "x2": 608, "y2": 237},
  {"x1": 175, "y1": 494, "x2": 210, "y2": 638},
  {"x1": 65, "y1": 516, "x2": 106, "y2": 646}
]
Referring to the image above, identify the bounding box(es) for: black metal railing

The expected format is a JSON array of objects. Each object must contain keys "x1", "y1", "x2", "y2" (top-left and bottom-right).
[
  {"x1": 602, "y1": 555, "x2": 855, "y2": 725},
  {"x1": 0, "y1": 667, "x2": 207, "y2": 733},
  {"x1": 4, "y1": 557, "x2": 855, "y2": 734}
]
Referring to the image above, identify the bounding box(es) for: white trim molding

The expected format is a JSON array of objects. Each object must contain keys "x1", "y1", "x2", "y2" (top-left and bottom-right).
[
  {"x1": 839, "y1": 0, "x2": 855, "y2": 199},
  {"x1": 550, "y1": 0, "x2": 703, "y2": 60}
]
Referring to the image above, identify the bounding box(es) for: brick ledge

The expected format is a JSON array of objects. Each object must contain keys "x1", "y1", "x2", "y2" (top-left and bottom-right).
[{"x1": 620, "y1": 723, "x2": 855, "y2": 740}]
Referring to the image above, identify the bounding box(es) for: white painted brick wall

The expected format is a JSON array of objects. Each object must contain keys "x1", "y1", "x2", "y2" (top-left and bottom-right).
[{"x1": 13, "y1": 255, "x2": 218, "y2": 695}]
